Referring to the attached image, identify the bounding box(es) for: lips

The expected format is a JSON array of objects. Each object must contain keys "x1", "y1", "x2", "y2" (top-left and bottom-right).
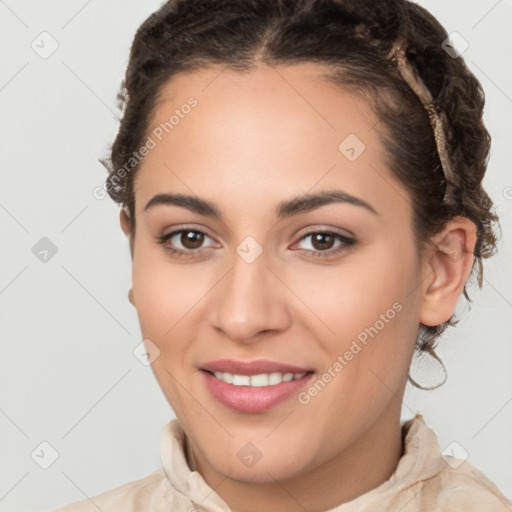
[
  {"x1": 200, "y1": 358, "x2": 314, "y2": 376},
  {"x1": 200, "y1": 368, "x2": 315, "y2": 413}
]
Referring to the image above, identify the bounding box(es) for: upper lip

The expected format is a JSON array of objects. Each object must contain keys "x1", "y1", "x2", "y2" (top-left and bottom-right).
[{"x1": 200, "y1": 359, "x2": 314, "y2": 376}]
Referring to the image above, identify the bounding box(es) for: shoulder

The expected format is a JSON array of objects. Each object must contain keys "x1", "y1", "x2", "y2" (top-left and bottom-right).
[
  {"x1": 418, "y1": 457, "x2": 512, "y2": 511},
  {"x1": 52, "y1": 469, "x2": 180, "y2": 512},
  {"x1": 394, "y1": 414, "x2": 512, "y2": 511}
]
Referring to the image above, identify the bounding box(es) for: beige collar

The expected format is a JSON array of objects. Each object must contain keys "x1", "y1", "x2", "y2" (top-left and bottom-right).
[{"x1": 159, "y1": 413, "x2": 446, "y2": 512}]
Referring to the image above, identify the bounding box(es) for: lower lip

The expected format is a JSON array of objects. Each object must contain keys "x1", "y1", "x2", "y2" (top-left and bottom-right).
[{"x1": 200, "y1": 370, "x2": 314, "y2": 413}]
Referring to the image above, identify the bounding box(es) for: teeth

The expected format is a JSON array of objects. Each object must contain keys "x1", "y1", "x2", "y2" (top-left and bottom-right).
[
  {"x1": 232, "y1": 374, "x2": 250, "y2": 386},
  {"x1": 212, "y1": 371, "x2": 307, "y2": 386}
]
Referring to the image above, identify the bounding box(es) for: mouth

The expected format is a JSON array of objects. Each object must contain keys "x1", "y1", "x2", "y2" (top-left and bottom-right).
[
  {"x1": 199, "y1": 358, "x2": 314, "y2": 376},
  {"x1": 200, "y1": 368, "x2": 315, "y2": 413},
  {"x1": 201, "y1": 369, "x2": 313, "y2": 386}
]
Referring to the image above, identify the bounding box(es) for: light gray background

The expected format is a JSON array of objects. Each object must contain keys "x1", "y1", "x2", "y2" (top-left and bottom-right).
[{"x1": 1, "y1": 1, "x2": 511, "y2": 510}]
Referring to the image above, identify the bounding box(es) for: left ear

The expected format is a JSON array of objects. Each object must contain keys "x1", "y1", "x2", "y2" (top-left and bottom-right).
[{"x1": 419, "y1": 216, "x2": 477, "y2": 327}]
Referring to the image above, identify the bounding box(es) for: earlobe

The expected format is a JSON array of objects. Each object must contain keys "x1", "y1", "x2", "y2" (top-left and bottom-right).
[{"x1": 419, "y1": 216, "x2": 477, "y2": 327}]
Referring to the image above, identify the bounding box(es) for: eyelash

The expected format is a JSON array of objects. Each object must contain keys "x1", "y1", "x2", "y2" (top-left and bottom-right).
[{"x1": 155, "y1": 227, "x2": 355, "y2": 259}]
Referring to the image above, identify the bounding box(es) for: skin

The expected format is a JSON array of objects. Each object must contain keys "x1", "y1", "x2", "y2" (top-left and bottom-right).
[{"x1": 119, "y1": 62, "x2": 477, "y2": 512}]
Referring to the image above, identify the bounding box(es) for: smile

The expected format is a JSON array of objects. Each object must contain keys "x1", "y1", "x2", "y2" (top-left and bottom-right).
[
  {"x1": 200, "y1": 369, "x2": 314, "y2": 413},
  {"x1": 210, "y1": 371, "x2": 308, "y2": 386}
]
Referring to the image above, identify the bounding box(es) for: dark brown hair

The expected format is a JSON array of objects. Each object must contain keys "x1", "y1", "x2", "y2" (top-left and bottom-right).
[{"x1": 100, "y1": 0, "x2": 500, "y2": 389}]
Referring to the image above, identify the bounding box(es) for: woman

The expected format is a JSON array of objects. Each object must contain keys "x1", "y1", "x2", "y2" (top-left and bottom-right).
[{"x1": 55, "y1": 0, "x2": 511, "y2": 510}]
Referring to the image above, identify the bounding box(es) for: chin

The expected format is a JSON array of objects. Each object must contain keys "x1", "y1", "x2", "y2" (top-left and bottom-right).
[
  {"x1": 201, "y1": 434, "x2": 312, "y2": 483},
  {"x1": 216, "y1": 457, "x2": 307, "y2": 484}
]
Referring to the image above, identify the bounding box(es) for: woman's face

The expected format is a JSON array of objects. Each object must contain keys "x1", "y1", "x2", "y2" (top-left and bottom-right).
[{"x1": 127, "y1": 63, "x2": 426, "y2": 483}]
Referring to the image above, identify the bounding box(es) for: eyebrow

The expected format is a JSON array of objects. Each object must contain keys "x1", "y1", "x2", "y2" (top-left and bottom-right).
[{"x1": 143, "y1": 189, "x2": 379, "y2": 219}]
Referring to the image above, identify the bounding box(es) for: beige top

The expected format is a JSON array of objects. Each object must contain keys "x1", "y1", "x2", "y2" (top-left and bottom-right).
[{"x1": 53, "y1": 413, "x2": 511, "y2": 511}]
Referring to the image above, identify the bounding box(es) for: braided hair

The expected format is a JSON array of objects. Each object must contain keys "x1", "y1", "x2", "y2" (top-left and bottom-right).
[{"x1": 101, "y1": 0, "x2": 500, "y2": 389}]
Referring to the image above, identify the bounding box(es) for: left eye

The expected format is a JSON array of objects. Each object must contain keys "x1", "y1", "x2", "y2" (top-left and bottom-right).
[{"x1": 293, "y1": 231, "x2": 355, "y2": 256}]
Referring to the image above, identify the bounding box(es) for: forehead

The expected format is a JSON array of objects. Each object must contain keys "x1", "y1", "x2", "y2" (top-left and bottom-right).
[
  {"x1": 133, "y1": 63, "x2": 410, "y2": 223},
  {"x1": 146, "y1": 62, "x2": 378, "y2": 149}
]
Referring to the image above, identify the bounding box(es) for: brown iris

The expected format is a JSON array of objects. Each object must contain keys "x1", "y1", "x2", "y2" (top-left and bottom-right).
[
  {"x1": 181, "y1": 230, "x2": 205, "y2": 249},
  {"x1": 310, "y1": 232, "x2": 335, "y2": 251}
]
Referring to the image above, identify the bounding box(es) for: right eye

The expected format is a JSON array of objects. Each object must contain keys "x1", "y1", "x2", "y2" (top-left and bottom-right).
[{"x1": 155, "y1": 228, "x2": 217, "y2": 257}]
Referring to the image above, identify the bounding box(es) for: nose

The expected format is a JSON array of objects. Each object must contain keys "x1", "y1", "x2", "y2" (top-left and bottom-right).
[{"x1": 209, "y1": 249, "x2": 291, "y2": 343}]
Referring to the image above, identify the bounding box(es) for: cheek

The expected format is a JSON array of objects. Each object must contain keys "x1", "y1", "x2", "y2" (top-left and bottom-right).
[
  {"x1": 130, "y1": 244, "x2": 207, "y2": 344},
  {"x1": 287, "y1": 240, "x2": 420, "y2": 387},
  {"x1": 290, "y1": 270, "x2": 418, "y2": 445},
  {"x1": 286, "y1": 241, "x2": 417, "y2": 335},
  {"x1": 130, "y1": 249, "x2": 210, "y2": 408}
]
